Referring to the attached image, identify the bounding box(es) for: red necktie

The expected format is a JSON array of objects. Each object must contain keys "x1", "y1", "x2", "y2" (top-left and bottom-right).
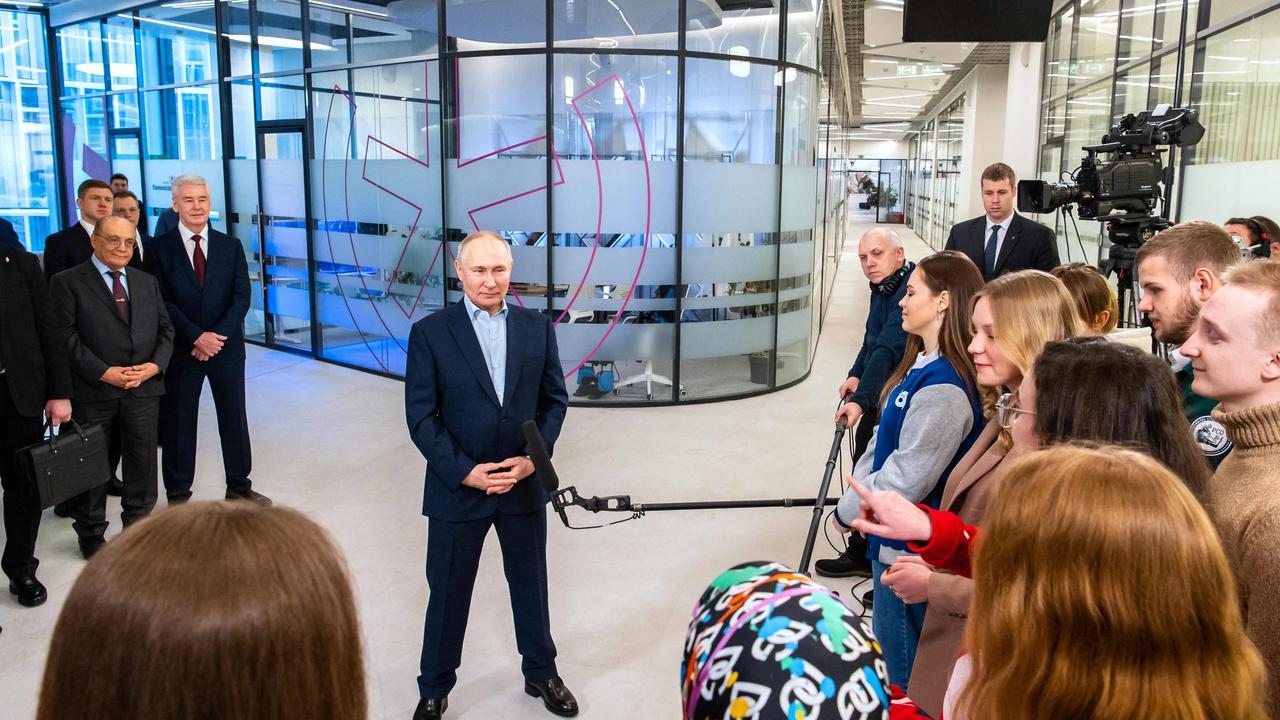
[
  {"x1": 192, "y1": 234, "x2": 206, "y2": 288},
  {"x1": 107, "y1": 270, "x2": 129, "y2": 322}
]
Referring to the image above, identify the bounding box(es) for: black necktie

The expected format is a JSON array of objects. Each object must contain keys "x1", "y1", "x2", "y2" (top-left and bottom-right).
[
  {"x1": 985, "y1": 225, "x2": 1000, "y2": 278},
  {"x1": 107, "y1": 270, "x2": 129, "y2": 322}
]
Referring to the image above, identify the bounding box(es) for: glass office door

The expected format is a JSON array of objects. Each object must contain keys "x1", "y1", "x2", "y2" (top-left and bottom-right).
[
  {"x1": 256, "y1": 126, "x2": 315, "y2": 351},
  {"x1": 109, "y1": 132, "x2": 144, "y2": 226}
]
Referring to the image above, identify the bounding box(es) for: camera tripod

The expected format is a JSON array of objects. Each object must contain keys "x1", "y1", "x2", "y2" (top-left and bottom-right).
[{"x1": 1097, "y1": 214, "x2": 1170, "y2": 331}]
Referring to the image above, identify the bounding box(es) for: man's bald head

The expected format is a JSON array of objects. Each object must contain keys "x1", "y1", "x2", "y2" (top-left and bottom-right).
[
  {"x1": 454, "y1": 231, "x2": 514, "y2": 315},
  {"x1": 858, "y1": 227, "x2": 906, "y2": 284},
  {"x1": 91, "y1": 215, "x2": 138, "y2": 271},
  {"x1": 95, "y1": 215, "x2": 134, "y2": 238}
]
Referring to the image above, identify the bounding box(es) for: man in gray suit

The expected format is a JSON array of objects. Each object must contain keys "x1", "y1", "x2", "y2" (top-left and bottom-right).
[{"x1": 50, "y1": 216, "x2": 173, "y2": 559}]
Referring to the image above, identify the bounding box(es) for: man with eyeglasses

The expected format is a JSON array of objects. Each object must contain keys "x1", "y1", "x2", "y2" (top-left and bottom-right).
[{"x1": 49, "y1": 216, "x2": 173, "y2": 560}]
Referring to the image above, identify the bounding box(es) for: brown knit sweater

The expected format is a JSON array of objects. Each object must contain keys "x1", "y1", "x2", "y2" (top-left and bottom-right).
[{"x1": 1212, "y1": 401, "x2": 1280, "y2": 705}]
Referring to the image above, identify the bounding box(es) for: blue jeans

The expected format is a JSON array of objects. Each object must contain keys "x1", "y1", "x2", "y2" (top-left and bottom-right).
[{"x1": 871, "y1": 557, "x2": 929, "y2": 691}]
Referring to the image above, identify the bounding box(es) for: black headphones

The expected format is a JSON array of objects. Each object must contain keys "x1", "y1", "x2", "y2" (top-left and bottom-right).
[{"x1": 873, "y1": 262, "x2": 911, "y2": 296}]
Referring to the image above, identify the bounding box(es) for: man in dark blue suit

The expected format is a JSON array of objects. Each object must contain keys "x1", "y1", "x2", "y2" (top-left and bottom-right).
[
  {"x1": 405, "y1": 231, "x2": 575, "y2": 720},
  {"x1": 146, "y1": 174, "x2": 268, "y2": 505}
]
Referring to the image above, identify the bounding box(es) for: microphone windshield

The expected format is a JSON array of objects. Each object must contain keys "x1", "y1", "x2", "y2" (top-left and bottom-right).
[{"x1": 521, "y1": 420, "x2": 560, "y2": 492}]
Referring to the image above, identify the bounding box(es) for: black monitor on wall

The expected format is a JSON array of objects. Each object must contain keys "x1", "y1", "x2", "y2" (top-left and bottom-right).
[{"x1": 902, "y1": 0, "x2": 1054, "y2": 43}]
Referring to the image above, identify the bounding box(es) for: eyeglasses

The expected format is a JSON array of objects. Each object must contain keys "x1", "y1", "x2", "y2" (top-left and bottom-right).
[
  {"x1": 93, "y1": 234, "x2": 136, "y2": 249},
  {"x1": 996, "y1": 391, "x2": 1035, "y2": 430}
]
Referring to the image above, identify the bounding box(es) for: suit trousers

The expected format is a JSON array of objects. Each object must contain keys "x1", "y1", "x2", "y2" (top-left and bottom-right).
[
  {"x1": 70, "y1": 395, "x2": 160, "y2": 540},
  {"x1": 0, "y1": 374, "x2": 45, "y2": 580},
  {"x1": 418, "y1": 509, "x2": 558, "y2": 698},
  {"x1": 161, "y1": 358, "x2": 253, "y2": 499}
]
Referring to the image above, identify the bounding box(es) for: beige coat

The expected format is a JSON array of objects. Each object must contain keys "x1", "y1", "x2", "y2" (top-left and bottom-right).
[{"x1": 905, "y1": 420, "x2": 1008, "y2": 717}]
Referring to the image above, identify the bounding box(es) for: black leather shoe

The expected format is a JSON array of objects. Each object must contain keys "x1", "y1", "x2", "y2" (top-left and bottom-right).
[
  {"x1": 525, "y1": 677, "x2": 579, "y2": 717},
  {"x1": 412, "y1": 697, "x2": 447, "y2": 720},
  {"x1": 225, "y1": 488, "x2": 272, "y2": 506},
  {"x1": 168, "y1": 494, "x2": 191, "y2": 505},
  {"x1": 104, "y1": 476, "x2": 124, "y2": 497},
  {"x1": 8, "y1": 576, "x2": 47, "y2": 607},
  {"x1": 79, "y1": 536, "x2": 106, "y2": 560},
  {"x1": 53, "y1": 502, "x2": 73, "y2": 518}
]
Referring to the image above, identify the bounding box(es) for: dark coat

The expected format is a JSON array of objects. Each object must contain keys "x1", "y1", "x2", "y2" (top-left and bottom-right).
[
  {"x1": 145, "y1": 227, "x2": 251, "y2": 367},
  {"x1": 405, "y1": 301, "x2": 569, "y2": 521},
  {"x1": 50, "y1": 260, "x2": 173, "y2": 403},
  {"x1": 944, "y1": 213, "x2": 1060, "y2": 282},
  {"x1": 0, "y1": 244, "x2": 73, "y2": 416}
]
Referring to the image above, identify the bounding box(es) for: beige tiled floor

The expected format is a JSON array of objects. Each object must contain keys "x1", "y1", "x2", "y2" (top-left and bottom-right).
[{"x1": 0, "y1": 222, "x2": 930, "y2": 719}]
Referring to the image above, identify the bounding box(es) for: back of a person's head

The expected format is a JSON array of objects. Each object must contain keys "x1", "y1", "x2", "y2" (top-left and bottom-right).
[
  {"x1": 38, "y1": 502, "x2": 366, "y2": 720},
  {"x1": 962, "y1": 446, "x2": 1267, "y2": 720},
  {"x1": 681, "y1": 561, "x2": 888, "y2": 719},
  {"x1": 1135, "y1": 220, "x2": 1240, "y2": 282},
  {"x1": 1032, "y1": 337, "x2": 1211, "y2": 497},
  {"x1": 1050, "y1": 262, "x2": 1119, "y2": 334}
]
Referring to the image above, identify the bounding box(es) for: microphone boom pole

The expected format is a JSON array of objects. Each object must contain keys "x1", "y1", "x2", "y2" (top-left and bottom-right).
[{"x1": 522, "y1": 419, "x2": 849, "y2": 575}]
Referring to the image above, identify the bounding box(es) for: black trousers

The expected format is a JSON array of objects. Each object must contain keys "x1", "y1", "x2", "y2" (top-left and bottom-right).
[
  {"x1": 853, "y1": 406, "x2": 880, "y2": 462},
  {"x1": 418, "y1": 509, "x2": 558, "y2": 699},
  {"x1": 0, "y1": 374, "x2": 45, "y2": 581},
  {"x1": 161, "y1": 358, "x2": 252, "y2": 499},
  {"x1": 70, "y1": 396, "x2": 160, "y2": 540}
]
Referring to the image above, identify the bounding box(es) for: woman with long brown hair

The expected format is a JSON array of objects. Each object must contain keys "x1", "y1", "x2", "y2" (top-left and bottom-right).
[
  {"x1": 37, "y1": 502, "x2": 366, "y2": 720},
  {"x1": 831, "y1": 250, "x2": 985, "y2": 692},
  {"x1": 1050, "y1": 262, "x2": 1119, "y2": 334},
  {"x1": 888, "y1": 269, "x2": 1081, "y2": 716},
  {"x1": 848, "y1": 446, "x2": 1268, "y2": 719}
]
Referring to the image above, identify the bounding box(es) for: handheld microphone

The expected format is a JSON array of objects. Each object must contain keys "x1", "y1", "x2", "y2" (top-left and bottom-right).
[{"x1": 522, "y1": 420, "x2": 570, "y2": 527}]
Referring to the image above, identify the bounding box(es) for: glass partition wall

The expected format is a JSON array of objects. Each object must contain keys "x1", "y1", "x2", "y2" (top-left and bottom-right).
[{"x1": 54, "y1": 0, "x2": 852, "y2": 404}]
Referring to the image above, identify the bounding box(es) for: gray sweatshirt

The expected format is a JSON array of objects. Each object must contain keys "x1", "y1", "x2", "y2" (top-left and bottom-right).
[{"x1": 835, "y1": 351, "x2": 976, "y2": 534}]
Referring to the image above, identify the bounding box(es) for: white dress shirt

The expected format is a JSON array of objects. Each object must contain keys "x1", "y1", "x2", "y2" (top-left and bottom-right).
[
  {"x1": 984, "y1": 212, "x2": 1015, "y2": 263},
  {"x1": 177, "y1": 222, "x2": 209, "y2": 268}
]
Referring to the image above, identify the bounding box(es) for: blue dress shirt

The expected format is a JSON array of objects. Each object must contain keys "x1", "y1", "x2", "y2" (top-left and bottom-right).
[
  {"x1": 462, "y1": 295, "x2": 508, "y2": 405},
  {"x1": 90, "y1": 254, "x2": 129, "y2": 297}
]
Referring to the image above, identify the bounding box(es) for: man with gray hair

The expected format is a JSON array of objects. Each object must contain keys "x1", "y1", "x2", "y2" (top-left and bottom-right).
[
  {"x1": 146, "y1": 174, "x2": 267, "y2": 505},
  {"x1": 405, "y1": 231, "x2": 574, "y2": 719},
  {"x1": 817, "y1": 227, "x2": 914, "y2": 580}
]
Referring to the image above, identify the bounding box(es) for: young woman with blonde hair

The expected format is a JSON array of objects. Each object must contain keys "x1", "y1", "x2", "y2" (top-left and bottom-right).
[
  {"x1": 851, "y1": 445, "x2": 1269, "y2": 720},
  {"x1": 884, "y1": 269, "x2": 1081, "y2": 715},
  {"x1": 37, "y1": 502, "x2": 366, "y2": 720},
  {"x1": 831, "y1": 250, "x2": 986, "y2": 691}
]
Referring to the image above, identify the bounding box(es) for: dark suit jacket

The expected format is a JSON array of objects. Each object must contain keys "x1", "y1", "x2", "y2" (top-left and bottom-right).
[
  {"x1": 43, "y1": 222, "x2": 145, "y2": 279},
  {"x1": 0, "y1": 218, "x2": 21, "y2": 250},
  {"x1": 152, "y1": 209, "x2": 179, "y2": 237},
  {"x1": 145, "y1": 227, "x2": 251, "y2": 367},
  {"x1": 50, "y1": 261, "x2": 174, "y2": 403},
  {"x1": 405, "y1": 302, "x2": 569, "y2": 521},
  {"x1": 0, "y1": 245, "x2": 73, "y2": 417},
  {"x1": 944, "y1": 213, "x2": 1060, "y2": 282}
]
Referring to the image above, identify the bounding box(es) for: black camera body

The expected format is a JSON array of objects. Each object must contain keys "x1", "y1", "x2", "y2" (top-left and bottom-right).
[{"x1": 1016, "y1": 104, "x2": 1204, "y2": 230}]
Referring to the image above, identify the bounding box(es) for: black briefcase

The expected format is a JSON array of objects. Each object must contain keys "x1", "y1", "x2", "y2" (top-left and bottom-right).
[{"x1": 17, "y1": 420, "x2": 110, "y2": 510}]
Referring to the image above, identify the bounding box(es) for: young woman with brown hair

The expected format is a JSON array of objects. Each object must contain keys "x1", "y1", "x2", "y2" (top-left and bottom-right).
[
  {"x1": 831, "y1": 250, "x2": 985, "y2": 692},
  {"x1": 37, "y1": 502, "x2": 366, "y2": 720},
  {"x1": 1050, "y1": 262, "x2": 1119, "y2": 334},
  {"x1": 889, "y1": 269, "x2": 1081, "y2": 716},
  {"x1": 850, "y1": 446, "x2": 1268, "y2": 720},
  {"x1": 1015, "y1": 337, "x2": 1212, "y2": 498}
]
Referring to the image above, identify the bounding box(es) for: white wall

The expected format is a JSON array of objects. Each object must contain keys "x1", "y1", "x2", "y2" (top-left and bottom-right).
[
  {"x1": 1002, "y1": 42, "x2": 1045, "y2": 184},
  {"x1": 845, "y1": 139, "x2": 908, "y2": 159},
  {"x1": 953, "y1": 65, "x2": 1009, "y2": 220},
  {"x1": 1181, "y1": 159, "x2": 1280, "y2": 225}
]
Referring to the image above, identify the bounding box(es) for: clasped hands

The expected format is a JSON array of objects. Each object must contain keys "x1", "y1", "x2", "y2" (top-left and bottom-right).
[
  {"x1": 463, "y1": 456, "x2": 535, "y2": 495},
  {"x1": 192, "y1": 331, "x2": 228, "y2": 361},
  {"x1": 833, "y1": 478, "x2": 939, "y2": 604},
  {"x1": 100, "y1": 362, "x2": 161, "y2": 389}
]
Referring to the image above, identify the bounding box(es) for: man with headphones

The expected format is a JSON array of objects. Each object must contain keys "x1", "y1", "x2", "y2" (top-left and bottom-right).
[{"x1": 818, "y1": 227, "x2": 914, "y2": 580}]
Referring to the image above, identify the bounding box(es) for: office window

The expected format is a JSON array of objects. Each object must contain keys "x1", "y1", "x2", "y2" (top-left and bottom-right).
[
  {"x1": 0, "y1": 9, "x2": 57, "y2": 249},
  {"x1": 138, "y1": 5, "x2": 217, "y2": 87},
  {"x1": 57, "y1": 21, "x2": 104, "y2": 96}
]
